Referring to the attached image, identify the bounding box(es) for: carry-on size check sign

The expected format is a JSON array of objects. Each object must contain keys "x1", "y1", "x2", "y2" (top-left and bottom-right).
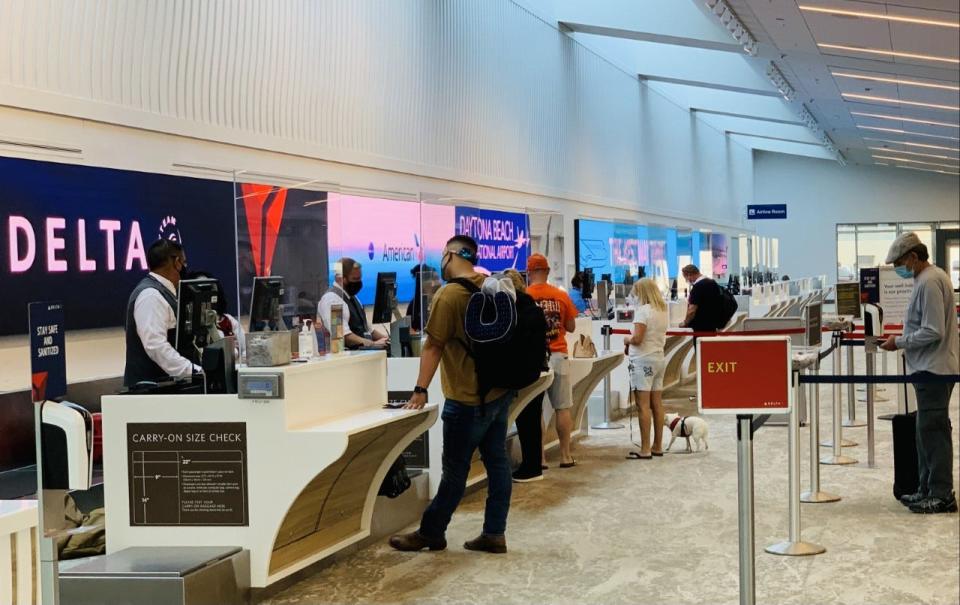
[{"x1": 696, "y1": 336, "x2": 792, "y2": 415}]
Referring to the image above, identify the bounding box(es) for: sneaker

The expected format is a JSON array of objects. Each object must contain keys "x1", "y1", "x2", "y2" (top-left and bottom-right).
[
  {"x1": 899, "y1": 492, "x2": 927, "y2": 507},
  {"x1": 389, "y1": 530, "x2": 447, "y2": 552},
  {"x1": 512, "y1": 470, "x2": 544, "y2": 483},
  {"x1": 909, "y1": 495, "x2": 958, "y2": 515},
  {"x1": 464, "y1": 534, "x2": 507, "y2": 554}
]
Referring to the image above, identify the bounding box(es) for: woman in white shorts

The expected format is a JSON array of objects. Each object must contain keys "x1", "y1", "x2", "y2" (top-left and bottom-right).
[{"x1": 623, "y1": 278, "x2": 669, "y2": 459}]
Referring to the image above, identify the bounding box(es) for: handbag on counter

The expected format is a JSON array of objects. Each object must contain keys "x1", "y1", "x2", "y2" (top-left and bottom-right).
[{"x1": 572, "y1": 334, "x2": 598, "y2": 358}]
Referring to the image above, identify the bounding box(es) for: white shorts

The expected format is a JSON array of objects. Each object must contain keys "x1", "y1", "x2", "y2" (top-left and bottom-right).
[
  {"x1": 546, "y1": 353, "x2": 573, "y2": 410},
  {"x1": 629, "y1": 354, "x2": 665, "y2": 392}
]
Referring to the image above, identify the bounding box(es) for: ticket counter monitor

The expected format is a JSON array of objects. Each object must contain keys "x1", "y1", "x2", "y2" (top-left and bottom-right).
[{"x1": 102, "y1": 351, "x2": 438, "y2": 589}]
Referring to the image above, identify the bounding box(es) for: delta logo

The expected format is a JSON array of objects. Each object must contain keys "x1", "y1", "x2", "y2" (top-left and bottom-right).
[{"x1": 5, "y1": 214, "x2": 183, "y2": 274}]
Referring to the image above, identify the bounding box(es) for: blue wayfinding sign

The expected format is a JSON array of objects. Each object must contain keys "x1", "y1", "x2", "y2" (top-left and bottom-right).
[
  {"x1": 747, "y1": 204, "x2": 787, "y2": 220},
  {"x1": 454, "y1": 207, "x2": 530, "y2": 273},
  {"x1": 28, "y1": 301, "x2": 66, "y2": 402}
]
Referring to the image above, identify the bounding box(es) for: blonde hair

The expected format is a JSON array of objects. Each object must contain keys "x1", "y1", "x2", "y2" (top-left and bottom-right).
[
  {"x1": 503, "y1": 269, "x2": 526, "y2": 294},
  {"x1": 631, "y1": 278, "x2": 666, "y2": 312}
]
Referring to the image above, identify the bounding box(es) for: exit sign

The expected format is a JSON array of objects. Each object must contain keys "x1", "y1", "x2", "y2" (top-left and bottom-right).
[
  {"x1": 697, "y1": 336, "x2": 792, "y2": 415},
  {"x1": 747, "y1": 204, "x2": 787, "y2": 219}
]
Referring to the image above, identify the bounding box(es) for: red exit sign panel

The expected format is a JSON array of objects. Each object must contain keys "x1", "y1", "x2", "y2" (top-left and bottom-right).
[{"x1": 697, "y1": 336, "x2": 792, "y2": 415}]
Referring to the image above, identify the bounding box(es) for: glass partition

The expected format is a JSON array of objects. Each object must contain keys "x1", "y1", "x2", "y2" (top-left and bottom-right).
[{"x1": 527, "y1": 210, "x2": 564, "y2": 288}]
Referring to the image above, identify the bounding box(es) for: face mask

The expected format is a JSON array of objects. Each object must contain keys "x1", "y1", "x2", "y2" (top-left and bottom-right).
[
  {"x1": 440, "y1": 252, "x2": 452, "y2": 282},
  {"x1": 176, "y1": 258, "x2": 188, "y2": 280},
  {"x1": 894, "y1": 265, "x2": 913, "y2": 280},
  {"x1": 345, "y1": 280, "x2": 363, "y2": 296}
]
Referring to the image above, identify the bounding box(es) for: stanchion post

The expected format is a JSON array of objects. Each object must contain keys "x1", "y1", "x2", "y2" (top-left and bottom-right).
[
  {"x1": 844, "y1": 344, "x2": 866, "y2": 427},
  {"x1": 592, "y1": 325, "x2": 623, "y2": 430},
  {"x1": 801, "y1": 361, "x2": 840, "y2": 503},
  {"x1": 865, "y1": 342, "x2": 877, "y2": 468},
  {"x1": 737, "y1": 415, "x2": 756, "y2": 605},
  {"x1": 822, "y1": 335, "x2": 858, "y2": 465},
  {"x1": 766, "y1": 372, "x2": 826, "y2": 556}
]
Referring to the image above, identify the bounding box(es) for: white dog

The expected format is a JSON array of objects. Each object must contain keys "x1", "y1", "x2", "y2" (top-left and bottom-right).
[{"x1": 664, "y1": 413, "x2": 709, "y2": 453}]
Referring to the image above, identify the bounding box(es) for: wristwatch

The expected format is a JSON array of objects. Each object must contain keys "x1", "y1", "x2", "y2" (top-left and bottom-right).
[{"x1": 413, "y1": 385, "x2": 428, "y2": 395}]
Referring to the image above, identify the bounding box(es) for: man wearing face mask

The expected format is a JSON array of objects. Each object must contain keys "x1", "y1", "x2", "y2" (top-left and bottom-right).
[
  {"x1": 880, "y1": 232, "x2": 959, "y2": 514},
  {"x1": 390, "y1": 235, "x2": 516, "y2": 555},
  {"x1": 123, "y1": 239, "x2": 201, "y2": 387},
  {"x1": 318, "y1": 257, "x2": 389, "y2": 349}
]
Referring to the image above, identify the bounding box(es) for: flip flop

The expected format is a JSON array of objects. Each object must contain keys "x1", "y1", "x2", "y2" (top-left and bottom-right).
[
  {"x1": 651, "y1": 451, "x2": 664, "y2": 457},
  {"x1": 559, "y1": 460, "x2": 578, "y2": 468},
  {"x1": 626, "y1": 452, "x2": 652, "y2": 460}
]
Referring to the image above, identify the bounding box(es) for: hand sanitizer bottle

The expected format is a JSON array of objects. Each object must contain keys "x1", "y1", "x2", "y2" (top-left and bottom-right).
[{"x1": 299, "y1": 320, "x2": 315, "y2": 360}]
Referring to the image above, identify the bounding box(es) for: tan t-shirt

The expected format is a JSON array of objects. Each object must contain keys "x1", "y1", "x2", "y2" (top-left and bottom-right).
[{"x1": 425, "y1": 274, "x2": 508, "y2": 405}]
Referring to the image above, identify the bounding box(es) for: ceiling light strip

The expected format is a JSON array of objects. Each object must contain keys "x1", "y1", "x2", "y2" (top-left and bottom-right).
[
  {"x1": 831, "y1": 71, "x2": 960, "y2": 92},
  {"x1": 799, "y1": 5, "x2": 959, "y2": 29},
  {"x1": 818, "y1": 43, "x2": 959, "y2": 65},
  {"x1": 867, "y1": 147, "x2": 960, "y2": 162},
  {"x1": 766, "y1": 62, "x2": 796, "y2": 101},
  {"x1": 851, "y1": 112, "x2": 960, "y2": 129},
  {"x1": 896, "y1": 165, "x2": 960, "y2": 176},
  {"x1": 872, "y1": 155, "x2": 960, "y2": 169},
  {"x1": 857, "y1": 125, "x2": 960, "y2": 141},
  {"x1": 703, "y1": 0, "x2": 758, "y2": 55},
  {"x1": 862, "y1": 137, "x2": 960, "y2": 152},
  {"x1": 842, "y1": 93, "x2": 959, "y2": 112}
]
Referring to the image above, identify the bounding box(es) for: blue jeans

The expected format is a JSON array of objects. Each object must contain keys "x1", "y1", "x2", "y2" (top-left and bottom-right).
[{"x1": 419, "y1": 391, "x2": 515, "y2": 539}]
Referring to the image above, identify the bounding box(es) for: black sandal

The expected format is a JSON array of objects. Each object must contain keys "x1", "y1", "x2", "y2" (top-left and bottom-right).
[{"x1": 626, "y1": 451, "x2": 652, "y2": 460}]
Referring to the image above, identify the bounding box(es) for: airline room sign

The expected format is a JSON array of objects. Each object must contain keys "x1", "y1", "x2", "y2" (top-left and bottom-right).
[
  {"x1": 746, "y1": 204, "x2": 787, "y2": 220},
  {"x1": 696, "y1": 336, "x2": 792, "y2": 415}
]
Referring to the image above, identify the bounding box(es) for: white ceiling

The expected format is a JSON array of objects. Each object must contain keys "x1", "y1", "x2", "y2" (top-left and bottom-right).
[{"x1": 527, "y1": 0, "x2": 959, "y2": 175}]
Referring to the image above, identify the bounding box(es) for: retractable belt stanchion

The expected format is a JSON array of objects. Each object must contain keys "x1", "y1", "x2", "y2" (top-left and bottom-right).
[
  {"x1": 592, "y1": 324, "x2": 624, "y2": 430},
  {"x1": 865, "y1": 338, "x2": 878, "y2": 468},
  {"x1": 822, "y1": 333, "x2": 858, "y2": 465},
  {"x1": 766, "y1": 369, "x2": 826, "y2": 556},
  {"x1": 801, "y1": 359, "x2": 841, "y2": 503},
  {"x1": 844, "y1": 344, "x2": 866, "y2": 427},
  {"x1": 737, "y1": 414, "x2": 759, "y2": 605},
  {"x1": 823, "y1": 333, "x2": 858, "y2": 448}
]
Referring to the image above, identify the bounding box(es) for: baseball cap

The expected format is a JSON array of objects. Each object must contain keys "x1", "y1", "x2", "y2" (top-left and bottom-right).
[
  {"x1": 526, "y1": 254, "x2": 550, "y2": 272},
  {"x1": 885, "y1": 232, "x2": 922, "y2": 264}
]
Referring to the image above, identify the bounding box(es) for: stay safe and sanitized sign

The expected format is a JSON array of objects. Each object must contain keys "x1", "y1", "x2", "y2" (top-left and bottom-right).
[{"x1": 696, "y1": 336, "x2": 792, "y2": 415}]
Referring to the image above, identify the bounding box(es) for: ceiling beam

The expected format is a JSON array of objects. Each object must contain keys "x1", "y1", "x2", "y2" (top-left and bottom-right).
[
  {"x1": 725, "y1": 131, "x2": 825, "y2": 146},
  {"x1": 640, "y1": 74, "x2": 780, "y2": 97},
  {"x1": 560, "y1": 22, "x2": 744, "y2": 54},
  {"x1": 691, "y1": 108, "x2": 804, "y2": 126}
]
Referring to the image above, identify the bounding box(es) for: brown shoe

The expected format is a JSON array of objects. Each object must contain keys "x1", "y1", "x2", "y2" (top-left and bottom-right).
[
  {"x1": 389, "y1": 531, "x2": 447, "y2": 552},
  {"x1": 463, "y1": 534, "x2": 507, "y2": 554}
]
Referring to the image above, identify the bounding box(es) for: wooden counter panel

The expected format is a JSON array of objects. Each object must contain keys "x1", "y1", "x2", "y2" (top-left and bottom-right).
[{"x1": 269, "y1": 414, "x2": 424, "y2": 576}]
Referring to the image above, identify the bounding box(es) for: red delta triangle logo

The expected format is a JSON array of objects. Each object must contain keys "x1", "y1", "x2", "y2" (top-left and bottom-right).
[{"x1": 240, "y1": 184, "x2": 288, "y2": 277}]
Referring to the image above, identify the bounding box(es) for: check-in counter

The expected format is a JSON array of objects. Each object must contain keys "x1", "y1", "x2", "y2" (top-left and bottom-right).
[
  {"x1": 543, "y1": 351, "x2": 624, "y2": 450},
  {"x1": 102, "y1": 351, "x2": 438, "y2": 589}
]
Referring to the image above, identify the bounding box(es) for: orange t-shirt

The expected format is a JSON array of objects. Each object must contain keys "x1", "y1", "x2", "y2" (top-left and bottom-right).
[{"x1": 526, "y1": 282, "x2": 578, "y2": 354}]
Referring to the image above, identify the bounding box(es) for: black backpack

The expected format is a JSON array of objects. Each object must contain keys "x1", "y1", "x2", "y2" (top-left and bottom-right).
[
  {"x1": 451, "y1": 278, "x2": 549, "y2": 398},
  {"x1": 717, "y1": 283, "x2": 739, "y2": 329}
]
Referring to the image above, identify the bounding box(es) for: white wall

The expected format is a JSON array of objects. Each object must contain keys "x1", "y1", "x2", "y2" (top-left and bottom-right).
[{"x1": 753, "y1": 151, "x2": 960, "y2": 282}]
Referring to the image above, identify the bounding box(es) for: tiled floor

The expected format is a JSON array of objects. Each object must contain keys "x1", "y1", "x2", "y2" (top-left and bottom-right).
[{"x1": 266, "y1": 365, "x2": 960, "y2": 605}]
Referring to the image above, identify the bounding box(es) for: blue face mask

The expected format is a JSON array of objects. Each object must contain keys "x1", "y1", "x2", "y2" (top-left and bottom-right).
[{"x1": 894, "y1": 265, "x2": 913, "y2": 280}]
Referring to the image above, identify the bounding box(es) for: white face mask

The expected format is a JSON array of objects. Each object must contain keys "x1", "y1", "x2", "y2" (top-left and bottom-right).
[{"x1": 626, "y1": 293, "x2": 637, "y2": 306}]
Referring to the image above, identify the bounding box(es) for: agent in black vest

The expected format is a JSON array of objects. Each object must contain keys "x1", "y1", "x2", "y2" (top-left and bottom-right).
[
  {"x1": 123, "y1": 239, "x2": 197, "y2": 387},
  {"x1": 317, "y1": 257, "x2": 389, "y2": 349}
]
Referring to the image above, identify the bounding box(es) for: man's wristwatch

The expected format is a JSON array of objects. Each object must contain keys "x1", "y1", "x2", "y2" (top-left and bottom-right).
[{"x1": 413, "y1": 385, "x2": 428, "y2": 395}]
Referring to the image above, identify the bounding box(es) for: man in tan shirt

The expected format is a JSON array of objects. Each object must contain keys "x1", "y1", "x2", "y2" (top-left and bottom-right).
[{"x1": 390, "y1": 235, "x2": 515, "y2": 554}]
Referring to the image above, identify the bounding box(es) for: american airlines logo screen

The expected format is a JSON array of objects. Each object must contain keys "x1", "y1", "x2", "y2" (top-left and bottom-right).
[{"x1": 0, "y1": 156, "x2": 238, "y2": 336}]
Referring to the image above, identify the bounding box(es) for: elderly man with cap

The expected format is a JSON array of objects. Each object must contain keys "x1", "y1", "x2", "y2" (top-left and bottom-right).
[{"x1": 880, "y1": 232, "x2": 959, "y2": 514}]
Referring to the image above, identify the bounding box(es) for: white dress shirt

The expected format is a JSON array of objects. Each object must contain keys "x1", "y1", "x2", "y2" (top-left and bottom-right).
[
  {"x1": 318, "y1": 287, "x2": 353, "y2": 336},
  {"x1": 133, "y1": 272, "x2": 197, "y2": 378}
]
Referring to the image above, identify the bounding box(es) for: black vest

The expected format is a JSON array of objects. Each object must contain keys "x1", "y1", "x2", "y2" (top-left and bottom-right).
[
  {"x1": 333, "y1": 285, "x2": 369, "y2": 338},
  {"x1": 123, "y1": 276, "x2": 179, "y2": 387}
]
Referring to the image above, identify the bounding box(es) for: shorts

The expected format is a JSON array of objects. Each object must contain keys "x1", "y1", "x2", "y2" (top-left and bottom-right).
[
  {"x1": 629, "y1": 354, "x2": 665, "y2": 392},
  {"x1": 546, "y1": 353, "x2": 573, "y2": 410}
]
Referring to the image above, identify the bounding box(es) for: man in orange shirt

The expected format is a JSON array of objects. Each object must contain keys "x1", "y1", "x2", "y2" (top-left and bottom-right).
[{"x1": 517, "y1": 253, "x2": 579, "y2": 476}]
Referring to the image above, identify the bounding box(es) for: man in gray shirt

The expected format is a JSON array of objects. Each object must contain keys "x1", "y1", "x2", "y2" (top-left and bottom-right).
[{"x1": 881, "y1": 232, "x2": 959, "y2": 514}]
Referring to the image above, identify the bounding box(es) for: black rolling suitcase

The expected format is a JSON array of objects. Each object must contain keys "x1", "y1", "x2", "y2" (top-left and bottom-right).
[{"x1": 891, "y1": 408, "x2": 919, "y2": 500}]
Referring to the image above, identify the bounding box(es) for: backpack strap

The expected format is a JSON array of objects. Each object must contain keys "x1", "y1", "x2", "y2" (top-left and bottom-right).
[{"x1": 449, "y1": 277, "x2": 480, "y2": 294}]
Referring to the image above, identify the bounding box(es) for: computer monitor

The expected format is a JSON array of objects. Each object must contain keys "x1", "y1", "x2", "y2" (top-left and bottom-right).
[
  {"x1": 600, "y1": 273, "x2": 612, "y2": 285},
  {"x1": 372, "y1": 272, "x2": 398, "y2": 325},
  {"x1": 175, "y1": 278, "x2": 221, "y2": 364},
  {"x1": 250, "y1": 276, "x2": 286, "y2": 332}
]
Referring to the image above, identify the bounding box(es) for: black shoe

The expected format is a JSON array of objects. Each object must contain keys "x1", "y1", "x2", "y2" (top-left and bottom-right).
[
  {"x1": 899, "y1": 492, "x2": 926, "y2": 507},
  {"x1": 512, "y1": 470, "x2": 544, "y2": 483},
  {"x1": 464, "y1": 534, "x2": 507, "y2": 554},
  {"x1": 909, "y1": 495, "x2": 958, "y2": 514},
  {"x1": 389, "y1": 530, "x2": 447, "y2": 551}
]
